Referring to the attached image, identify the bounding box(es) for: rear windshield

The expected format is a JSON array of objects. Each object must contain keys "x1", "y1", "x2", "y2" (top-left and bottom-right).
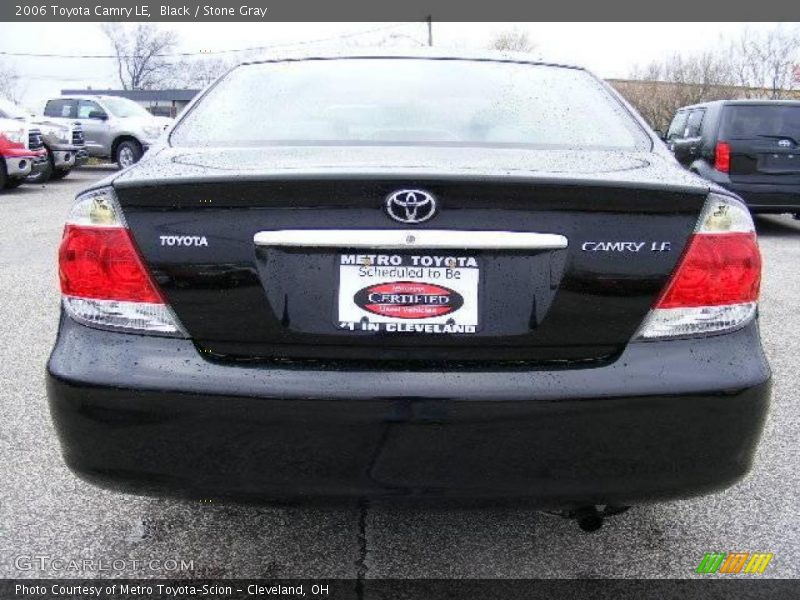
[
  {"x1": 720, "y1": 105, "x2": 800, "y2": 139},
  {"x1": 170, "y1": 58, "x2": 648, "y2": 150}
]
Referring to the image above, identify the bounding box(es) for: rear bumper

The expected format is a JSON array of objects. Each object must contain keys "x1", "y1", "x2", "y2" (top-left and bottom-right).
[
  {"x1": 46, "y1": 317, "x2": 771, "y2": 506},
  {"x1": 700, "y1": 169, "x2": 800, "y2": 212},
  {"x1": 730, "y1": 185, "x2": 800, "y2": 213}
]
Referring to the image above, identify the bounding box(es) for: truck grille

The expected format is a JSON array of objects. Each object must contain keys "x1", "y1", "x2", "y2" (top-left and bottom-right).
[
  {"x1": 71, "y1": 125, "x2": 85, "y2": 147},
  {"x1": 28, "y1": 129, "x2": 44, "y2": 151}
]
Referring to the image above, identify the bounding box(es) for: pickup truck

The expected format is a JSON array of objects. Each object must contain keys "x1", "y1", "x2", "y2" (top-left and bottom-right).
[
  {"x1": 0, "y1": 98, "x2": 88, "y2": 183},
  {"x1": 0, "y1": 114, "x2": 47, "y2": 191},
  {"x1": 42, "y1": 95, "x2": 171, "y2": 168}
]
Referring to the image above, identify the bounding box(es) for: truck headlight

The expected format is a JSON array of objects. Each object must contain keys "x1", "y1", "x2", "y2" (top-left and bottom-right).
[
  {"x1": 43, "y1": 125, "x2": 69, "y2": 144},
  {"x1": 54, "y1": 128, "x2": 70, "y2": 144},
  {"x1": 1, "y1": 128, "x2": 25, "y2": 144}
]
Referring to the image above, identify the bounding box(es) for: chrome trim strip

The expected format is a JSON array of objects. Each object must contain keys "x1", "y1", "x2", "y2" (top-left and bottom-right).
[{"x1": 254, "y1": 229, "x2": 568, "y2": 250}]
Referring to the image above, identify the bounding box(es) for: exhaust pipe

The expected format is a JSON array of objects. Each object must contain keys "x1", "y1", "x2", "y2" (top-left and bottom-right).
[
  {"x1": 543, "y1": 505, "x2": 630, "y2": 532},
  {"x1": 574, "y1": 506, "x2": 604, "y2": 532}
]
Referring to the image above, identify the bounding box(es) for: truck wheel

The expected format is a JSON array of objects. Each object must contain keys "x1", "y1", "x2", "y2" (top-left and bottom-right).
[
  {"x1": 0, "y1": 159, "x2": 7, "y2": 191},
  {"x1": 115, "y1": 140, "x2": 142, "y2": 169},
  {"x1": 4, "y1": 178, "x2": 24, "y2": 189},
  {"x1": 51, "y1": 168, "x2": 71, "y2": 180},
  {"x1": 26, "y1": 148, "x2": 54, "y2": 184}
]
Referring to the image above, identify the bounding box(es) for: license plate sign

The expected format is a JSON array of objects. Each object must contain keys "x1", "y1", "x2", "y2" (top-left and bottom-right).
[
  {"x1": 761, "y1": 153, "x2": 800, "y2": 173},
  {"x1": 337, "y1": 253, "x2": 479, "y2": 334}
]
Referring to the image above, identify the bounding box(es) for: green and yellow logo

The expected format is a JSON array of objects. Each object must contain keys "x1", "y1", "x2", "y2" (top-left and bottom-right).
[{"x1": 696, "y1": 552, "x2": 773, "y2": 574}]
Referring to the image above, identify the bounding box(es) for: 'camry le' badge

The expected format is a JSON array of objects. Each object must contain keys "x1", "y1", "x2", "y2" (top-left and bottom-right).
[
  {"x1": 582, "y1": 241, "x2": 671, "y2": 252},
  {"x1": 385, "y1": 190, "x2": 437, "y2": 224}
]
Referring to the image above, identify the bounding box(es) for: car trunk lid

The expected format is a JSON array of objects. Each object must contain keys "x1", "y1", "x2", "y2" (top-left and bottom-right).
[{"x1": 113, "y1": 146, "x2": 708, "y2": 363}]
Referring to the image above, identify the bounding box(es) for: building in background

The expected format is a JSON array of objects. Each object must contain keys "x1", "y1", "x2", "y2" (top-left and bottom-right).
[{"x1": 60, "y1": 89, "x2": 200, "y2": 118}]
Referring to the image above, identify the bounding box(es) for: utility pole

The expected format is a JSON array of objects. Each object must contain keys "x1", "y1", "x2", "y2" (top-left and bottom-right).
[{"x1": 427, "y1": 15, "x2": 433, "y2": 46}]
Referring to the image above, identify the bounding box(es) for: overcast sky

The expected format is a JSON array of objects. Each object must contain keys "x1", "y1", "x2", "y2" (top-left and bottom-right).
[{"x1": 0, "y1": 21, "x2": 793, "y2": 109}]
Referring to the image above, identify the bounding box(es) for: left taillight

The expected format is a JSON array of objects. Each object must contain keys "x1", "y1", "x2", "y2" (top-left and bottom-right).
[
  {"x1": 714, "y1": 141, "x2": 731, "y2": 173},
  {"x1": 58, "y1": 187, "x2": 186, "y2": 336}
]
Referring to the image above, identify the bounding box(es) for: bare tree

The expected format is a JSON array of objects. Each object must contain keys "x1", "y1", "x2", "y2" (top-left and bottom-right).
[
  {"x1": 618, "y1": 25, "x2": 800, "y2": 130},
  {"x1": 102, "y1": 23, "x2": 179, "y2": 90},
  {"x1": 0, "y1": 61, "x2": 23, "y2": 103},
  {"x1": 168, "y1": 56, "x2": 233, "y2": 89},
  {"x1": 490, "y1": 29, "x2": 536, "y2": 53},
  {"x1": 729, "y1": 26, "x2": 800, "y2": 98},
  {"x1": 619, "y1": 51, "x2": 735, "y2": 131}
]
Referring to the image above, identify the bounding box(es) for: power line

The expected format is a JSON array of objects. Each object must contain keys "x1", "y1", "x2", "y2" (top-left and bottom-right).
[
  {"x1": 0, "y1": 23, "x2": 412, "y2": 59},
  {"x1": 21, "y1": 76, "x2": 115, "y2": 81}
]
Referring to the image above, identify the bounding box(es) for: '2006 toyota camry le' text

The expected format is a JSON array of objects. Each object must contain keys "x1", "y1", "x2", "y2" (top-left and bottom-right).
[{"x1": 47, "y1": 52, "x2": 770, "y2": 529}]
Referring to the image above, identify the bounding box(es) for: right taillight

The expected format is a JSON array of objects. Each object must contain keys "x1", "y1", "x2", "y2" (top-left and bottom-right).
[
  {"x1": 58, "y1": 187, "x2": 186, "y2": 337},
  {"x1": 714, "y1": 141, "x2": 731, "y2": 173},
  {"x1": 634, "y1": 193, "x2": 761, "y2": 340}
]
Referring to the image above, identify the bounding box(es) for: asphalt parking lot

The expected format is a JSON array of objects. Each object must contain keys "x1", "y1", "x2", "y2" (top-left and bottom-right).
[{"x1": 0, "y1": 167, "x2": 797, "y2": 580}]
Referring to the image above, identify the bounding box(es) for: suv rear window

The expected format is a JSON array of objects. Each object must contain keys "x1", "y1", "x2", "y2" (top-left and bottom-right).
[
  {"x1": 171, "y1": 58, "x2": 649, "y2": 150},
  {"x1": 720, "y1": 105, "x2": 800, "y2": 139}
]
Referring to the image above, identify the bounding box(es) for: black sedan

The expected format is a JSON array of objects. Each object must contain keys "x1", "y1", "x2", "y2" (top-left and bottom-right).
[{"x1": 47, "y1": 52, "x2": 770, "y2": 529}]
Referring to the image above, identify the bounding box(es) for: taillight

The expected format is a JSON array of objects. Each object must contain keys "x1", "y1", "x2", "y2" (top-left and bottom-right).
[
  {"x1": 714, "y1": 141, "x2": 731, "y2": 173},
  {"x1": 58, "y1": 187, "x2": 186, "y2": 336},
  {"x1": 634, "y1": 193, "x2": 760, "y2": 340},
  {"x1": 654, "y1": 233, "x2": 760, "y2": 308}
]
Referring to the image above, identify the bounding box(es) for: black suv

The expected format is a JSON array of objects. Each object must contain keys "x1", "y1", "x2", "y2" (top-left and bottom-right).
[{"x1": 666, "y1": 100, "x2": 800, "y2": 217}]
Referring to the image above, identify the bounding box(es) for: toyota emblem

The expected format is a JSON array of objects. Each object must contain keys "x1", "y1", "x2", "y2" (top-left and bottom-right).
[{"x1": 385, "y1": 190, "x2": 437, "y2": 224}]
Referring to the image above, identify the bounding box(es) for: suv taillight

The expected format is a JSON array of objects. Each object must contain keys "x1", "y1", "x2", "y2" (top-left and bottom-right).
[
  {"x1": 634, "y1": 193, "x2": 760, "y2": 340},
  {"x1": 714, "y1": 141, "x2": 731, "y2": 173},
  {"x1": 58, "y1": 187, "x2": 186, "y2": 336}
]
